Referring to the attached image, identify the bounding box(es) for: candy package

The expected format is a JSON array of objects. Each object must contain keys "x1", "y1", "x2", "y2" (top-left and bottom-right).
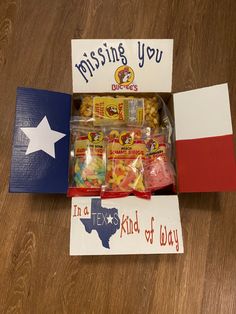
[
  {"x1": 144, "y1": 129, "x2": 175, "y2": 193},
  {"x1": 101, "y1": 128, "x2": 151, "y2": 199},
  {"x1": 67, "y1": 121, "x2": 106, "y2": 197}
]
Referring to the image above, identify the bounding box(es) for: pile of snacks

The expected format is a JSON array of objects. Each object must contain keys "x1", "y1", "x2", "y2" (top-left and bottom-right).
[
  {"x1": 76, "y1": 95, "x2": 159, "y2": 128},
  {"x1": 67, "y1": 94, "x2": 175, "y2": 198}
]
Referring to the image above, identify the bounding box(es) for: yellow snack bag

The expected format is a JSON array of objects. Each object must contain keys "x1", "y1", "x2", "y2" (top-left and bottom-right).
[
  {"x1": 93, "y1": 96, "x2": 125, "y2": 126},
  {"x1": 93, "y1": 96, "x2": 144, "y2": 127}
]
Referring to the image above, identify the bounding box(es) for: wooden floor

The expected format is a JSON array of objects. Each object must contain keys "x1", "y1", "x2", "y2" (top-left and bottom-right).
[{"x1": 0, "y1": 0, "x2": 236, "y2": 313}]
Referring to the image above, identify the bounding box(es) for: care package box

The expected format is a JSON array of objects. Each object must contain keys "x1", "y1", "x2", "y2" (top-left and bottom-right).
[{"x1": 10, "y1": 40, "x2": 236, "y2": 256}]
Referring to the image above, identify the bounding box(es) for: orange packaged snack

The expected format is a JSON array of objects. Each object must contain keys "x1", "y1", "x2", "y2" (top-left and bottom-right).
[{"x1": 101, "y1": 128, "x2": 150, "y2": 199}]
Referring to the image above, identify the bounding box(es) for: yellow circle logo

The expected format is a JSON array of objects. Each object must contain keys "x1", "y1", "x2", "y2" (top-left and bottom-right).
[
  {"x1": 147, "y1": 139, "x2": 159, "y2": 153},
  {"x1": 88, "y1": 132, "x2": 103, "y2": 144},
  {"x1": 119, "y1": 131, "x2": 134, "y2": 146},
  {"x1": 105, "y1": 104, "x2": 119, "y2": 118},
  {"x1": 114, "y1": 65, "x2": 134, "y2": 86}
]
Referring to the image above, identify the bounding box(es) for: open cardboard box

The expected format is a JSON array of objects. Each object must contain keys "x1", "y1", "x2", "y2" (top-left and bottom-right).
[{"x1": 9, "y1": 40, "x2": 236, "y2": 255}]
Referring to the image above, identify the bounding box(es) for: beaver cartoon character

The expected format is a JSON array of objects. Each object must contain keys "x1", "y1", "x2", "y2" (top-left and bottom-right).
[
  {"x1": 106, "y1": 105, "x2": 118, "y2": 117},
  {"x1": 89, "y1": 132, "x2": 102, "y2": 142},
  {"x1": 147, "y1": 139, "x2": 158, "y2": 153},
  {"x1": 118, "y1": 67, "x2": 131, "y2": 84},
  {"x1": 120, "y1": 132, "x2": 133, "y2": 145}
]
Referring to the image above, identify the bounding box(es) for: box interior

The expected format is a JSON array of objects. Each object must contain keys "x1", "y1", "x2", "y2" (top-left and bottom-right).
[{"x1": 69, "y1": 92, "x2": 177, "y2": 196}]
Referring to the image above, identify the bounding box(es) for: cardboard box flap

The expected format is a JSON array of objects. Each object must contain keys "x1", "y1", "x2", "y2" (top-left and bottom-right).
[
  {"x1": 9, "y1": 87, "x2": 71, "y2": 193},
  {"x1": 173, "y1": 83, "x2": 236, "y2": 192},
  {"x1": 70, "y1": 196, "x2": 184, "y2": 255},
  {"x1": 71, "y1": 39, "x2": 173, "y2": 93}
]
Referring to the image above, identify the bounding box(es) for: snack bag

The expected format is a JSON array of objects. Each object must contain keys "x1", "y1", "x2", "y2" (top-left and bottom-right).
[
  {"x1": 67, "y1": 124, "x2": 106, "y2": 197},
  {"x1": 77, "y1": 95, "x2": 93, "y2": 118},
  {"x1": 144, "y1": 130, "x2": 175, "y2": 192},
  {"x1": 93, "y1": 96, "x2": 125, "y2": 126},
  {"x1": 143, "y1": 96, "x2": 160, "y2": 128},
  {"x1": 93, "y1": 96, "x2": 144, "y2": 127},
  {"x1": 115, "y1": 96, "x2": 145, "y2": 127},
  {"x1": 101, "y1": 128, "x2": 150, "y2": 199}
]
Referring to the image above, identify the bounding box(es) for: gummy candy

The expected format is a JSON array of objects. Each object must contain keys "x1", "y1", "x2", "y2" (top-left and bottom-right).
[
  {"x1": 101, "y1": 129, "x2": 150, "y2": 199},
  {"x1": 145, "y1": 133, "x2": 175, "y2": 192},
  {"x1": 67, "y1": 126, "x2": 106, "y2": 196}
]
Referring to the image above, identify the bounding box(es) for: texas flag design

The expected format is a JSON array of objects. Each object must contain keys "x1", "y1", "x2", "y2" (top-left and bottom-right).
[
  {"x1": 9, "y1": 87, "x2": 71, "y2": 193},
  {"x1": 174, "y1": 83, "x2": 236, "y2": 192}
]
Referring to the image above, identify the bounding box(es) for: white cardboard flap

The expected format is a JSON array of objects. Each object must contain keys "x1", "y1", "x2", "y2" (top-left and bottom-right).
[
  {"x1": 173, "y1": 83, "x2": 233, "y2": 141},
  {"x1": 71, "y1": 39, "x2": 173, "y2": 93},
  {"x1": 70, "y1": 196, "x2": 183, "y2": 256}
]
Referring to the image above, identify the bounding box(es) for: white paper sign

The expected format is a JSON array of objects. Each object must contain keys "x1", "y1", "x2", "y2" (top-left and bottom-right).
[
  {"x1": 70, "y1": 196, "x2": 183, "y2": 256},
  {"x1": 71, "y1": 39, "x2": 173, "y2": 93}
]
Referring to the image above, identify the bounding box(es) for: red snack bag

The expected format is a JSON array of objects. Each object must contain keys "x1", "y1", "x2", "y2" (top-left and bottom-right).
[
  {"x1": 145, "y1": 131, "x2": 175, "y2": 192},
  {"x1": 101, "y1": 129, "x2": 150, "y2": 199}
]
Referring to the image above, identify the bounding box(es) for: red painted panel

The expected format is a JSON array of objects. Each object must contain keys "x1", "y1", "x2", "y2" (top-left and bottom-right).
[{"x1": 176, "y1": 135, "x2": 236, "y2": 192}]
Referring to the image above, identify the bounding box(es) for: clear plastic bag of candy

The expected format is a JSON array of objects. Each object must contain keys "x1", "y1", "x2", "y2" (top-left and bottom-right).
[
  {"x1": 144, "y1": 128, "x2": 175, "y2": 193},
  {"x1": 101, "y1": 128, "x2": 151, "y2": 199},
  {"x1": 67, "y1": 121, "x2": 106, "y2": 197}
]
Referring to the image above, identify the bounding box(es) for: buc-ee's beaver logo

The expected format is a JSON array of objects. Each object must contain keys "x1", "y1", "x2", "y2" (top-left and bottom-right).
[
  {"x1": 112, "y1": 65, "x2": 137, "y2": 91},
  {"x1": 88, "y1": 131, "x2": 103, "y2": 144},
  {"x1": 105, "y1": 105, "x2": 119, "y2": 118},
  {"x1": 114, "y1": 66, "x2": 135, "y2": 86},
  {"x1": 147, "y1": 139, "x2": 159, "y2": 154},
  {"x1": 119, "y1": 131, "x2": 134, "y2": 146}
]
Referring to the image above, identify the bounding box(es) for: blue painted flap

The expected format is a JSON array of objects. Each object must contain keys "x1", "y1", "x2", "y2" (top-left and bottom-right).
[{"x1": 9, "y1": 87, "x2": 71, "y2": 193}]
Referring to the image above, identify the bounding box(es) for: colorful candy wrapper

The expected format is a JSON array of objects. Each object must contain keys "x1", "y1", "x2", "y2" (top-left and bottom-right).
[
  {"x1": 101, "y1": 128, "x2": 150, "y2": 199},
  {"x1": 67, "y1": 123, "x2": 106, "y2": 197},
  {"x1": 144, "y1": 130, "x2": 175, "y2": 193}
]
